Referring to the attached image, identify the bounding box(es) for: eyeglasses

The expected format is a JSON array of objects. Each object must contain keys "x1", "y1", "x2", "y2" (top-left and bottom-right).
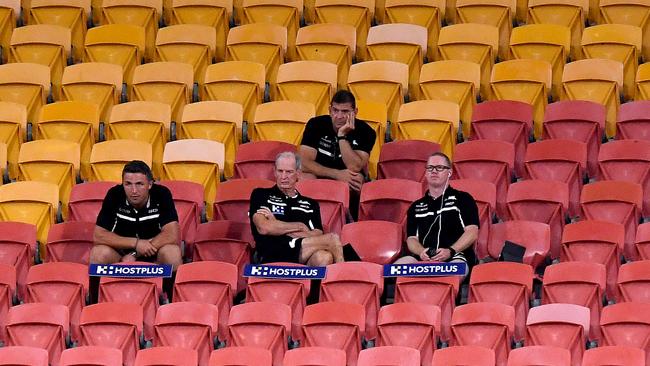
[{"x1": 425, "y1": 165, "x2": 451, "y2": 173}]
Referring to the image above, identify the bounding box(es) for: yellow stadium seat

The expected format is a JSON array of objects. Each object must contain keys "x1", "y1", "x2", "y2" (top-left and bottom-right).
[
  {"x1": 18, "y1": 139, "x2": 79, "y2": 219},
  {"x1": 419, "y1": 60, "x2": 480, "y2": 138},
  {"x1": 581, "y1": 24, "x2": 641, "y2": 102},
  {"x1": 226, "y1": 23, "x2": 286, "y2": 84},
  {"x1": 241, "y1": 0, "x2": 302, "y2": 60},
  {"x1": 562, "y1": 58, "x2": 623, "y2": 138},
  {"x1": 0, "y1": 0, "x2": 19, "y2": 63},
  {"x1": 100, "y1": 0, "x2": 161, "y2": 62},
  {"x1": 366, "y1": 23, "x2": 427, "y2": 99},
  {"x1": 438, "y1": 23, "x2": 498, "y2": 98},
  {"x1": 294, "y1": 23, "x2": 356, "y2": 90},
  {"x1": 250, "y1": 100, "x2": 315, "y2": 145},
  {"x1": 490, "y1": 59, "x2": 551, "y2": 138},
  {"x1": 29, "y1": 0, "x2": 90, "y2": 63},
  {"x1": 0, "y1": 101, "x2": 26, "y2": 180},
  {"x1": 384, "y1": 0, "x2": 445, "y2": 61},
  {"x1": 83, "y1": 24, "x2": 145, "y2": 84},
  {"x1": 510, "y1": 24, "x2": 570, "y2": 101},
  {"x1": 455, "y1": 0, "x2": 515, "y2": 60},
  {"x1": 527, "y1": 0, "x2": 588, "y2": 60},
  {"x1": 202, "y1": 60, "x2": 265, "y2": 123},
  {"x1": 0, "y1": 63, "x2": 50, "y2": 125},
  {"x1": 106, "y1": 101, "x2": 171, "y2": 178},
  {"x1": 61, "y1": 62, "x2": 123, "y2": 124},
  {"x1": 179, "y1": 100, "x2": 243, "y2": 178},
  {"x1": 348, "y1": 60, "x2": 408, "y2": 125},
  {"x1": 89, "y1": 139, "x2": 152, "y2": 182},
  {"x1": 169, "y1": 0, "x2": 232, "y2": 62},
  {"x1": 636, "y1": 62, "x2": 650, "y2": 100},
  {"x1": 162, "y1": 138, "x2": 224, "y2": 219},
  {"x1": 9, "y1": 24, "x2": 71, "y2": 100},
  {"x1": 274, "y1": 60, "x2": 337, "y2": 116},
  {"x1": 394, "y1": 100, "x2": 459, "y2": 158},
  {"x1": 0, "y1": 181, "x2": 59, "y2": 256},
  {"x1": 130, "y1": 61, "x2": 194, "y2": 123},
  {"x1": 0, "y1": 141, "x2": 6, "y2": 183},
  {"x1": 35, "y1": 101, "x2": 99, "y2": 181},
  {"x1": 154, "y1": 24, "x2": 216, "y2": 83},
  {"x1": 314, "y1": 0, "x2": 374, "y2": 60},
  {"x1": 600, "y1": 0, "x2": 650, "y2": 61},
  {"x1": 357, "y1": 99, "x2": 387, "y2": 180}
]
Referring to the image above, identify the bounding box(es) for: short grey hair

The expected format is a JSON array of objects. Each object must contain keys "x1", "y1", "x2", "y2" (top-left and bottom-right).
[{"x1": 275, "y1": 151, "x2": 301, "y2": 170}]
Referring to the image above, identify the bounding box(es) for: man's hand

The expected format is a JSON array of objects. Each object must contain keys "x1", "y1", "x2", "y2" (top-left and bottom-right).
[
  {"x1": 335, "y1": 169, "x2": 364, "y2": 191},
  {"x1": 257, "y1": 207, "x2": 275, "y2": 220},
  {"x1": 431, "y1": 248, "x2": 453, "y2": 261},
  {"x1": 136, "y1": 239, "x2": 157, "y2": 257},
  {"x1": 337, "y1": 111, "x2": 356, "y2": 137},
  {"x1": 419, "y1": 247, "x2": 432, "y2": 261}
]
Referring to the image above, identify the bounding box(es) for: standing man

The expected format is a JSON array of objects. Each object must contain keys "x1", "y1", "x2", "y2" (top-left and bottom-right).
[
  {"x1": 396, "y1": 153, "x2": 479, "y2": 277},
  {"x1": 250, "y1": 152, "x2": 344, "y2": 265}
]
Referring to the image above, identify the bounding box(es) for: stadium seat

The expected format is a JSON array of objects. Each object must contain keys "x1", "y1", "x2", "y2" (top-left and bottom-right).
[
  {"x1": 600, "y1": 302, "x2": 650, "y2": 365},
  {"x1": 617, "y1": 100, "x2": 650, "y2": 140},
  {"x1": 356, "y1": 99, "x2": 387, "y2": 180},
  {"x1": 394, "y1": 100, "x2": 459, "y2": 158},
  {"x1": 226, "y1": 23, "x2": 286, "y2": 84},
  {"x1": 67, "y1": 181, "x2": 114, "y2": 222},
  {"x1": 28, "y1": 0, "x2": 88, "y2": 63},
  {"x1": 636, "y1": 222, "x2": 650, "y2": 260},
  {"x1": 581, "y1": 24, "x2": 641, "y2": 101},
  {"x1": 376, "y1": 139, "x2": 440, "y2": 184},
  {"x1": 158, "y1": 180, "x2": 204, "y2": 257},
  {"x1": 202, "y1": 61, "x2": 265, "y2": 124},
  {"x1": 296, "y1": 179, "x2": 349, "y2": 235},
  {"x1": 45, "y1": 221, "x2": 94, "y2": 264},
  {"x1": 59, "y1": 346, "x2": 123, "y2": 366},
  {"x1": 471, "y1": 100, "x2": 533, "y2": 177},
  {"x1": 357, "y1": 346, "x2": 420, "y2": 366},
  {"x1": 99, "y1": 0, "x2": 161, "y2": 62},
  {"x1": 274, "y1": 60, "x2": 337, "y2": 116},
  {"x1": 635, "y1": 63, "x2": 650, "y2": 100},
  {"x1": 154, "y1": 24, "x2": 216, "y2": 83},
  {"x1": 377, "y1": 303, "x2": 439, "y2": 366},
  {"x1": 173, "y1": 261, "x2": 237, "y2": 340},
  {"x1": 340, "y1": 221, "x2": 401, "y2": 264},
  {"x1": 89, "y1": 139, "x2": 152, "y2": 182},
  {"x1": 250, "y1": 101, "x2": 315, "y2": 146},
  {"x1": 418, "y1": 60, "x2": 480, "y2": 137},
  {"x1": 454, "y1": 0, "x2": 515, "y2": 60},
  {"x1": 6, "y1": 302, "x2": 69, "y2": 366},
  {"x1": 0, "y1": 1, "x2": 18, "y2": 64},
  {"x1": 509, "y1": 24, "x2": 571, "y2": 100},
  {"x1": 240, "y1": 0, "x2": 301, "y2": 60},
  {"x1": 313, "y1": 0, "x2": 373, "y2": 60},
  {"x1": 227, "y1": 301, "x2": 291, "y2": 366},
  {"x1": 283, "y1": 347, "x2": 346, "y2": 366},
  {"x1": 542, "y1": 261, "x2": 606, "y2": 341},
  {"x1": 25, "y1": 262, "x2": 87, "y2": 342},
  {"x1": 0, "y1": 263, "x2": 15, "y2": 344},
  {"x1": 599, "y1": 0, "x2": 650, "y2": 61},
  {"x1": 0, "y1": 101, "x2": 26, "y2": 180},
  {"x1": 208, "y1": 346, "x2": 272, "y2": 366},
  {"x1": 506, "y1": 180, "x2": 569, "y2": 259},
  {"x1": 525, "y1": 303, "x2": 590, "y2": 366},
  {"x1": 80, "y1": 302, "x2": 143, "y2": 366},
  {"x1": 358, "y1": 178, "x2": 423, "y2": 232},
  {"x1": 469, "y1": 262, "x2": 533, "y2": 341},
  {"x1": 384, "y1": 0, "x2": 445, "y2": 61},
  {"x1": 487, "y1": 221, "x2": 551, "y2": 272},
  {"x1": 582, "y1": 345, "x2": 645, "y2": 366},
  {"x1": 437, "y1": 23, "x2": 498, "y2": 98},
  {"x1": 450, "y1": 179, "x2": 497, "y2": 260},
  {"x1": 431, "y1": 345, "x2": 496, "y2": 366},
  {"x1": 213, "y1": 178, "x2": 274, "y2": 222},
  {"x1": 83, "y1": 24, "x2": 145, "y2": 84},
  {"x1": 60, "y1": 63, "x2": 122, "y2": 125},
  {"x1": 233, "y1": 141, "x2": 295, "y2": 180},
  {"x1": 506, "y1": 345, "x2": 571, "y2": 366},
  {"x1": 0, "y1": 222, "x2": 36, "y2": 300},
  {"x1": 161, "y1": 139, "x2": 224, "y2": 220},
  {"x1": 526, "y1": 0, "x2": 588, "y2": 55},
  {"x1": 453, "y1": 140, "x2": 514, "y2": 217},
  {"x1": 617, "y1": 260, "x2": 650, "y2": 303},
  {"x1": 561, "y1": 59, "x2": 623, "y2": 138},
  {"x1": 302, "y1": 302, "x2": 365, "y2": 366},
  {"x1": 135, "y1": 347, "x2": 198, "y2": 366},
  {"x1": 580, "y1": 180, "x2": 642, "y2": 260},
  {"x1": 0, "y1": 63, "x2": 50, "y2": 125},
  {"x1": 523, "y1": 139, "x2": 587, "y2": 217},
  {"x1": 131, "y1": 62, "x2": 194, "y2": 124},
  {"x1": 0, "y1": 346, "x2": 48, "y2": 366},
  {"x1": 154, "y1": 302, "x2": 219, "y2": 366}
]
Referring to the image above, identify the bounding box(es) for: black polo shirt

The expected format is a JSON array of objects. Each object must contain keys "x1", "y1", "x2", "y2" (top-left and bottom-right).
[
  {"x1": 249, "y1": 185, "x2": 323, "y2": 263},
  {"x1": 96, "y1": 184, "x2": 179, "y2": 240},
  {"x1": 301, "y1": 115, "x2": 376, "y2": 170},
  {"x1": 406, "y1": 186, "x2": 479, "y2": 265}
]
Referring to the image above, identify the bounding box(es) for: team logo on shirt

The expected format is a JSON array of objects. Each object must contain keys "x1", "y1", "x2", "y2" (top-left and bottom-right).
[{"x1": 272, "y1": 205, "x2": 285, "y2": 215}]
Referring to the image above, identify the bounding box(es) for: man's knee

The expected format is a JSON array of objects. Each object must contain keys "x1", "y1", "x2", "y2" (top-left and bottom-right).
[
  {"x1": 308, "y1": 250, "x2": 334, "y2": 266},
  {"x1": 90, "y1": 245, "x2": 120, "y2": 264},
  {"x1": 157, "y1": 244, "x2": 183, "y2": 268},
  {"x1": 323, "y1": 233, "x2": 341, "y2": 246}
]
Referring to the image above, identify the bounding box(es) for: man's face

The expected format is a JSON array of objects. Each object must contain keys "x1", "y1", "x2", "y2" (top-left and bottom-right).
[
  {"x1": 274, "y1": 156, "x2": 299, "y2": 192},
  {"x1": 425, "y1": 155, "x2": 452, "y2": 188},
  {"x1": 123, "y1": 172, "x2": 152, "y2": 208},
  {"x1": 329, "y1": 102, "x2": 356, "y2": 130}
]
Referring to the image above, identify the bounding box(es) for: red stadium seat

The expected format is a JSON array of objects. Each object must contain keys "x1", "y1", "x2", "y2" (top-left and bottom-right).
[
  {"x1": 582, "y1": 346, "x2": 645, "y2": 366},
  {"x1": 617, "y1": 260, "x2": 650, "y2": 303},
  {"x1": 0, "y1": 346, "x2": 49, "y2": 366},
  {"x1": 635, "y1": 222, "x2": 650, "y2": 260},
  {"x1": 431, "y1": 345, "x2": 496, "y2": 366},
  {"x1": 376, "y1": 139, "x2": 441, "y2": 183},
  {"x1": 209, "y1": 347, "x2": 272, "y2": 366},
  {"x1": 358, "y1": 178, "x2": 423, "y2": 232},
  {"x1": 67, "y1": 181, "x2": 115, "y2": 223},
  {"x1": 450, "y1": 179, "x2": 497, "y2": 260},
  {"x1": 600, "y1": 302, "x2": 650, "y2": 365},
  {"x1": 357, "y1": 346, "x2": 420, "y2": 366},
  {"x1": 296, "y1": 179, "x2": 349, "y2": 235},
  {"x1": 45, "y1": 221, "x2": 94, "y2": 264},
  {"x1": 135, "y1": 347, "x2": 198, "y2": 366},
  {"x1": 159, "y1": 180, "x2": 204, "y2": 258},
  {"x1": 617, "y1": 100, "x2": 650, "y2": 141},
  {"x1": 486, "y1": 221, "x2": 551, "y2": 272},
  {"x1": 60, "y1": 346, "x2": 123, "y2": 366},
  {"x1": 233, "y1": 141, "x2": 296, "y2": 180},
  {"x1": 213, "y1": 178, "x2": 274, "y2": 222},
  {"x1": 283, "y1": 347, "x2": 346, "y2": 366},
  {"x1": 0, "y1": 221, "x2": 36, "y2": 300},
  {"x1": 0, "y1": 264, "x2": 16, "y2": 345},
  {"x1": 340, "y1": 221, "x2": 402, "y2": 264},
  {"x1": 506, "y1": 345, "x2": 571, "y2": 366}
]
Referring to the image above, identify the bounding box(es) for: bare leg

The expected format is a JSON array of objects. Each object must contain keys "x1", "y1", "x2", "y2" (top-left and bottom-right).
[
  {"x1": 156, "y1": 244, "x2": 183, "y2": 270},
  {"x1": 299, "y1": 233, "x2": 344, "y2": 264},
  {"x1": 394, "y1": 255, "x2": 418, "y2": 264},
  {"x1": 306, "y1": 250, "x2": 334, "y2": 266},
  {"x1": 90, "y1": 244, "x2": 122, "y2": 264}
]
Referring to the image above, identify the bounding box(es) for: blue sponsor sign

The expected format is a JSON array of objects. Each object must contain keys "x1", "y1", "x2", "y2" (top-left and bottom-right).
[
  {"x1": 89, "y1": 263, "x2": 173, "y2": 278},
  {"x1": 383, "y1": 262, "x2": 467, "y2": 277},
  {"x1": 244, "y1": 264, "x2": 326, "y2": 279}
]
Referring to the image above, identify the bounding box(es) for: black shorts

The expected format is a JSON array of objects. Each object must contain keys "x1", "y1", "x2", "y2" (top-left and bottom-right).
[{"x1": 258, "y1": 237, "x2": 304, "y2": 264}]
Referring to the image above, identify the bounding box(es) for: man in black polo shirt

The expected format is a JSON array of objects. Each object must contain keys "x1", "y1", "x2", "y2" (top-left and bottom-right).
[
  {"x1": 91, "y1": 160, "x2": 182, "y2": 268},
  {"x1": 249, "y1": 152, "x2": 344, "y2": 265},
  {"x1": 396, "y1": 153, "x2": 479, "y2": 278}
]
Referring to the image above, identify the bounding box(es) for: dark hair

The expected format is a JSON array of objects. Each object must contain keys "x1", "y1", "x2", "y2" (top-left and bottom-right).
[
  {"x1": 430, "y1": 152, "x2": 452, "y2": 167},
  {"x1": 331, "y1": 90, "x2": 356, "y2": 109},
  {"x1": 122, "y1": 160, "x2": 154, "y2": 182}
]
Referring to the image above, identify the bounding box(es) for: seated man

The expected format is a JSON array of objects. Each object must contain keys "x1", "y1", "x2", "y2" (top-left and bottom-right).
[
  {"x1": 91, "y1": 160, "x2": 182, "y2": 268},
  {"x1": 250, "y1": 151, "x2": 344, "y2": 265},
  {"x1": 396, "y1": 153, "x2": 479, "y2": 278}
]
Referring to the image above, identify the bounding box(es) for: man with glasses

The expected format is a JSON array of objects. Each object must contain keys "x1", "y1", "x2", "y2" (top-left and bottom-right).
[{"x1": 395, "y1": 153, "x2": 479, "y2": 275}]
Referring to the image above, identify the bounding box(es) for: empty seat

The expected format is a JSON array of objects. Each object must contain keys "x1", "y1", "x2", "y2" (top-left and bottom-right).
[
  {"x1": 154, "y1": 24, "x2": 216, "y2": 83},
  {"x1": 600, "y1": 302, "x2": 650, "y2": 365},
  {"x1": 135, "y1": 347, "x2": 198, "y2": 366},
  {"x1": 274, "y1": 61, "x2": 337, "y2": 116},
  {"x1": 61, "y1": 63, "x2": 123, "y2": 125},
  {"x1": 240, "y1": 0, "x2": 301, "y2": 60},
  {"x1": 455, "y1": 0, "x2": 515, "y2": 60},
  {"x1": 358, "y1": 178, "x2": 423, "y2": 231},
  {"x1": 431, "y1": 345, "x2": 496, "y2": 366},
  {"x1": 0, "y1": 101, "x2": 26, "y2": 180},
  {"x1": 213, "y1": 178, "x2": 274, "y2": 222},
  {"x1": 45, "y1": 221, "x2": 94, "y2": 264},
  {"x1": 357, "y1": 346, "x2": 420, "y2": 366},
  {"x1": 526, "y1": 0, "x2": 588, "y2": 59},
  {"x1": 384, "y1": 0, "x2": 445, "y2": 61},
  {"x1": 283, "y1": 347, "x2": 346, "y2": 366},
  {"x1": 600, "y1": 0, "x2": 650, "y2": 61},
  {"x1": 617, "y1": 100, "x2": 650, "y2": 141},
  {"x1": 28, "y1": 0, "x2": 89, "y2": 63},
  {"x1": 158, "y1": 180, "x2": 204, "y2": 257},
  {"x1": 636, "y1": 63, "x2": 650, "y2": 100},
  {"x1": 340, "y1": 221, "x2": 401, "y2": 264},
  {"x1": 226, "y1": 23, "x2": 286, "y2": 84},
  {"x1": 233, "y1": 141, "x2": 295, "y2": 180},
  {"x1": 0, "y1": 222, "x2": 36, "y2": 300},
  {"x1": 0, "y1": 63, "x2": 50, "y2": 124},
  {"x1": 209, "y1": 347, "x2": 272, "y2": 366},
  {"x1": 250, "y1": 101, "x2": 315, "y2": 145},
  {"x1": 635, "y1": 222, "x2": 650, "y2": 260},
  {"x1": 99, "y1": 0, "x2": 161, "y2": 62},
  {"x1": 356, "y1": 99, "x2": 387, "y2": 180},
  {"x1": 394, "y1": 100, "x2": 459, "y2": 158},
  {"x1": 313, "y1": 0, "x2": 373, "y2": 60},
  {"x1": 83, "y1": 24, "x2": 145, "y2": 83},
  {"x1": 617, "y1": 260, "x2": 650, "y2": 303},
  {"x1": 0, "y1": 1, "x2": 18, "y2": 64},
  {"x1": 0, "y1": 263, "x2": 15, "y2": 345},
  {"x1": 296, "y1": 179, "x2": 349, "y2": 235},
  {"x1": 486, "y1": 221, "x2": 551, "y2": 272},
  {"x1": 0, "y1": 346, "x2": 49, "y2": 366},
  {"x1": 67, "y1": 181, "x2": 114, "y2": 222},
  {"x1": 377, "y1": 139, "x2": 440, "y2": 183},
  {"x1": 506, "y1": 345, "x2": 571, "y2": 366},
  {"x1": 60, "y1": 346, "x2": 123, "y2": 366},
  {"x1": 450, "y1": 179, "x2": 497, "y2": 260},
  {"x1": 582, "y1": 345, "x2": 645, "y2": 366},
  {"x1": 89, "y1": 140, "x2": 152, "y2": 182}
]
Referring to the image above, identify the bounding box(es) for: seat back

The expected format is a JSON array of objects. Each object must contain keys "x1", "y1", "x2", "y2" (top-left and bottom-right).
[
  {"x1": 635, "y1": 222, "x2": 650, "y2": 260},
  {"x1": 377, "y1": 139, "x2": 440, "y2": 183},
  {"x1": 506, "y1": 345, "x2": 571, "y2": 366},
  {"x1": 358, "y1": 178, "x2": 422, "y2": 230},
  {"x1": 99, "y1": 0, "x2": 161, "y2": 62},
  {"x1": 0, "y1": 222, "x2": 36, "y2": 300},
  {"x1": 61, "y1": 62, "x2": 122, "y2": 124},
  {"x1": 89, "y1": 139, "x2": 153, "y2": 182},
  {"x1": 131, "y1": 62, "x2": 193, "y2": 123},
  {"x1": 213, "y1": 178, "x2": 274, "y2": 222},
  {"x1": 357, "y1": 346, "x2": 420, "y2": 366},
  {"x1": 68, "y1": 181, "x2": 114, "y2": 222},
  {"x1": 617, "y1": 260, "x2": 650, "y2": 303},
  {"x1": 60, "y1": 346, "x2": 123, "y2": 366},
  {"x1": 582, "y1": 345, "x2": 645, "y2": 366},
  {"x1": 431, "y1": 345, "x2": 496, "y2": 366},
  {"x1": 486, "y1": 220, "x2": 550, "y2": 271},
  {"x1": 250, "y1": 101, "x2": 315, "y2": 145},
  {"x1": 46, "y1": 221, "x2": 95, "y2": 264},
  {"x1": 450, "y1": 179, "x2": 497, "y2": 259},
  {"x1": 283, "y1": 347, "x2": 346, "y2": 366},
  {"x1": 83, "y1": 24, "x2": 145, "y2": 83},
  {"x1": 154, "y1": 24, "x2": 216, "y2": 83},
  {"x1": 226, "y1": 23, "x2": 287, "y2": 83},
  {"x1": 0, "y1": 346, "x2": 49, "y2": 366},
  {"x1": 313, "y1": 0, "x2": 373, "y2": 60},
  {"x1": 158, "y1": 180, "x2": 204, "y2": 255},
  {"x1": 295, "y1": 179, "x2": 348, "y2": 235},
  {"x1": 0, "y1": 101, "x2": 26, "y2": 180},
  {"x1": 340, "y1": 221, "x2": 401, "y2": 264},
  {"x1": 0, "y1": 63, "x2": 50, "y2": 123},
  {"x1": 600, "y1": 302, "x2": 650, "y2": 365},
  {"x1": 209, "y1": 346, "x2": 272, "y2": 366},
  {"x1": 135, "y1": 347, "x2": 198, "y2": 366},
  {"x1": 395, "y1": 100, "x2": 459, "y2": 158},
  {"x1": 617, "y1": 100, "x2": 650, "y2": 141},
  {"x1": 274, "y1": 60, "x2": 337, "y2": 116}
]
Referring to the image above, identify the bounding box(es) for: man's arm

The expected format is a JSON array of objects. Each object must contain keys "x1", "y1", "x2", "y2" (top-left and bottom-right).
[
  {"x1": 299, "y1": 145, "x2": 344, "y2": 179},
  {"x1": 252, "y1": 208, "x2": 310, "y2": 236},
  {"x1": 337, "y1": 138, "x2": 370, "y2": 173},
  {"x1": 150, "y1": 221, "x2": 180, "y2": 249},
  {"x1": 93, "y1": 225, "x2": 138, "y2": 250},
  {"x1": 430, "y1": 225, "x2": 479, "y2": 261},
  {"x1": 406, "y1": 236, "x2": 432, "y2": 261}
]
